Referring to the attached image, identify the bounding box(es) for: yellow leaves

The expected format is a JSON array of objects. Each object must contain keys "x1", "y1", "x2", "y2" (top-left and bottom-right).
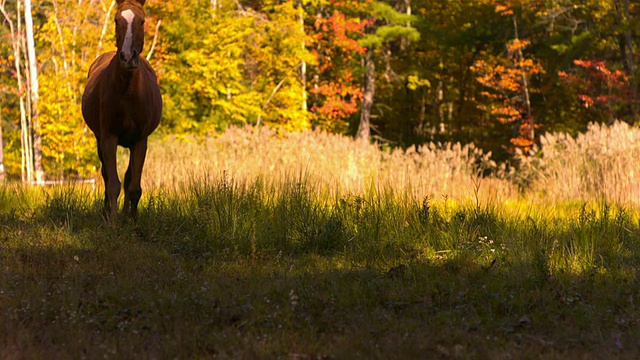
[
  {"x1": 407, "y1": 75, "x2": 431, "y2": 91},
  {"x1": 38, "y1": 72, "x2": 96, "y2": 176},
  {"x1": 29, "y1": 0, "x2": 112, "y2": 177}
]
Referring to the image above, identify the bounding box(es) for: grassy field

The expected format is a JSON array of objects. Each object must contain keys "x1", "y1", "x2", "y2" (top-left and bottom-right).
[{"x1": 1, "y1": 125, "x2": 640, "y2": 358}]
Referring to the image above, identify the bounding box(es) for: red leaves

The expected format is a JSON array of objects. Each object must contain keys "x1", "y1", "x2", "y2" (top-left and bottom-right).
[
  {"x1": 311, "y1": 10, "x2": 367, "y2": 73},
  {"x1": 559, "y1": 59, "x2": 631, "y2": 113},
  {"x1": 326, "y1": 12, "x2": 367, "y2": 55}
]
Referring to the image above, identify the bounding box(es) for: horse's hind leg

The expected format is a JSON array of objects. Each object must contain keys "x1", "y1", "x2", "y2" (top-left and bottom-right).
[
  {"x1": 123, "y1": 162, "x2": 132, "y2": 216},
  {"x1": 123, "y1": 138, "x2": 148, "y2": 220},
  {"x1": 99, "y1": 136, "x2": 121, "y2": 221}
]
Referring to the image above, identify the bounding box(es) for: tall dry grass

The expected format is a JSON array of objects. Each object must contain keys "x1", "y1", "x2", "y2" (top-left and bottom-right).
[
  {"x1": 137, "y1": 126, "x2": 515, "y2": 203},
  {"x1": 117, "y1": 121, "x2": 639, "y2": 205},
  {"x1": 519, "y1": 121, "x2": 640, "y2": 204}
]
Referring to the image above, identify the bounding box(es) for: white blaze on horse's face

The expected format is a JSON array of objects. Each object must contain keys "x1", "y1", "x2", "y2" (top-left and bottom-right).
[{"x1": 121, "y1": 9, "x2": 135, "y2": 61}]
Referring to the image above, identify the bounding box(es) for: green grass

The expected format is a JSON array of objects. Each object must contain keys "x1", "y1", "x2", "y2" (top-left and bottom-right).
[{"x1": 1, "y1": 178, "x2": 639, "y2": 359}]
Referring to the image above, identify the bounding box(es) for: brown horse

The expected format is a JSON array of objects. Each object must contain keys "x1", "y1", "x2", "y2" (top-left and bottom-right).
[{"x1": 82, "y1": 0, "x2": 161, "y2": 221}]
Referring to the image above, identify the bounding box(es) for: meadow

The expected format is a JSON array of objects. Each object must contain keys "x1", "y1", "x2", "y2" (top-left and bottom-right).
[{"x1": 1, "y1": 122, "x2": 639, "y2": 359}]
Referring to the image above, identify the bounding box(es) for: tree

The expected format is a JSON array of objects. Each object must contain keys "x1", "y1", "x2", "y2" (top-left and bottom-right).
[
  {"x1": 306, "y1": 2, "x2": 367, "y2": 132},
  {"x1": 35, "y1": 0, "x2": 118, "y2": 179},
  {"x1": 534, "y1": 0, "x2": 639, "y2": 129},
  {"x1": 559, "y1": 59, "x2": 632, "y2": 124},
  {"x1": 156, "y1": 0, "x2": 313, "y2": 133},
  {"x1": 23, "y1": 0, "x2": 44, "y2": 183},
  {"x1": 472, "y1": 3, "x2": 542, "y2": 151},
  {"x1": 356, "y1": 1, "x2": 419, "y2": 141}
]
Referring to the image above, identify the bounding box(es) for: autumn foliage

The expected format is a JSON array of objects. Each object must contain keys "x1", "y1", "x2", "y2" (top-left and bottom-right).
[
  {"x1": 1, "y1": 0, "x2": 639, "y2": 180},
  {"x1": 559, "y1": 60, "x2": 633, "y2": 122},
  {"x1": 308, "y1": 8, "x2": 367, "y2": 132}
]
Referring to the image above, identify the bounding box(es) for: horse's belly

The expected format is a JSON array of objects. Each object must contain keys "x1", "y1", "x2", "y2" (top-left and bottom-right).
[
  {"x1": 118, "y1": 133, "x2": 143, "y2": 148},
  {"x1": 115, "y1": 117, "x2": 150, "y2": 148}
]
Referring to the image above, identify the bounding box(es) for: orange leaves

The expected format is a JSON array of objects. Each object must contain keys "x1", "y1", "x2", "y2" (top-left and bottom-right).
[
  {"x1": 490, "y1": 102, "x2": 521, "y2": 122},
  {"x1": 311, "y1": 81, "x2": 362, "y2": 120},
  {"x1": 510, "y1": 136, "x2": 533, "y2": 148},
  {"x1": 472, "y1": 33, "x2": 542, "y2": 150},
  {"x1": 472, "y1": 58, "x2": 538, "y2": 102},
  {"x1": 507, "y1": 38, "x2": 530, "y2": 53},
  {"x1": 326, "y1": 12, "x2": 367, "y2": 55},
  {"x1": 495, "y1": 4, "x2": 514, "y2": 16}
]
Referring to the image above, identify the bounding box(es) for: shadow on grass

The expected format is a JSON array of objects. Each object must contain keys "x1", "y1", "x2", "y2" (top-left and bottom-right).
[{"x1": 2, "y1": 235, "x2": 639, "y2": 358}]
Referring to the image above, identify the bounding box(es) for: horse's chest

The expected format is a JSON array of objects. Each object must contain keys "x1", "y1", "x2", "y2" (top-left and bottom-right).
[
  {"x1": 94, "y1": 66, "x2": 161, "y2": 147},
  {"x1": 109, "y1": 95, "x2": 149, "y2": 146},
  {"x1": 119, "y1": 94, "x2": 146, "y2": 119}
]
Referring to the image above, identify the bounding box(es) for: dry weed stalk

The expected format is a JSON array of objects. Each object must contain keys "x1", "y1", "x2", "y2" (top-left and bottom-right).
[
  {"x1": 519, "y1": 121, "x2": 640, "y2": 204},
  {"x1": 139, "y1": 126, "x2": 514, "y2": 202}
]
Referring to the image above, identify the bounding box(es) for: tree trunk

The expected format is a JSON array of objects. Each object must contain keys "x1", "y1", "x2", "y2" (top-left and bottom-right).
[
  {"x1": 24, "y1": 0, "x2": 44, "y2": 184},
  {"x1": 357, "y1": 48, "x2": 375, "y2": 141},
  {"x1": 299, "y1": 2, "x2": 307, "y2": 112},
  {"x1": 97, "y1": 0, "x2": 116, "y2": 58},
  {"x1": 50, "y1": 2, "x2": 72, "y2": 95},
  {"x1": 211, "y1": 0, "x2": 217, "y2": 18},
  {"x1": 512, "y1": 13, "x2": 534, "y2": 142}
]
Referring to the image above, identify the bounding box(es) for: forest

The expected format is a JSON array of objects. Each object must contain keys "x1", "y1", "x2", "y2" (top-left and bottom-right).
[{"x1": 0, "y1": 0, "x2": 639, "y2": 181}]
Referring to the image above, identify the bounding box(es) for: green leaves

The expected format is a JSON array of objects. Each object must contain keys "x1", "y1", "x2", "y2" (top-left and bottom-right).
[{"x1": 358, "y1": 1, "x2": 420, "y2": 48}]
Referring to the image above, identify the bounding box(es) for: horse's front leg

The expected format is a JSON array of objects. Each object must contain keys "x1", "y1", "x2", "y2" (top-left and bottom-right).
[
  {"x1": 99, "y1": 135, "x2": 121, "y2": 221},
  {"x1": 96, "y1": 137, "x2": 109, "y2": 217},
  {"x1": 123, "y1": 138, "x2": 148, "y2": 221}
]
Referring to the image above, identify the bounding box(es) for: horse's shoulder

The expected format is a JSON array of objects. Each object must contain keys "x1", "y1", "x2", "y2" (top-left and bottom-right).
[
  {"x1": 88, "y1": 52, "x2": 116, "y2": 78},
  {"x1": 139, "y1": 58, "x2": 159, "y2": 80}
]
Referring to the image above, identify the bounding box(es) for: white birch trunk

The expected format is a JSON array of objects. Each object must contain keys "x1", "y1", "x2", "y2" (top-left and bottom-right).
[
  {"x1": 299, "y1": 3, "x2": 307, "y2": 112},
  {"x1": 24, "y1": 0, "x2": 44, "y2": 184}
]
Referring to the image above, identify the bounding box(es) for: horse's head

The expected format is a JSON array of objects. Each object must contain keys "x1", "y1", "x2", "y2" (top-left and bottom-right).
[{"x1": 115, "y1": 0, "x2": 146, "y2": 70}]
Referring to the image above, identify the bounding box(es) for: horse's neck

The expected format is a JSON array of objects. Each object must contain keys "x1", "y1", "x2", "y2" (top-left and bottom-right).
[{"x1": 110, "y1": 58, "x2": 138, "y2": 92}]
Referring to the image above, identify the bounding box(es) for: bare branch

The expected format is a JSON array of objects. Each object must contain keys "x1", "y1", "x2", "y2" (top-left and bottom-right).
[
  {"x1": 256, "y1": 79, "x2": 287, "y2": 127},
  {"x1": 146, "y1": 19, "x2": 161, "y2": 61},
  {"x1": 96, "y1": 0, "x2": 115, "y2": 58}
]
